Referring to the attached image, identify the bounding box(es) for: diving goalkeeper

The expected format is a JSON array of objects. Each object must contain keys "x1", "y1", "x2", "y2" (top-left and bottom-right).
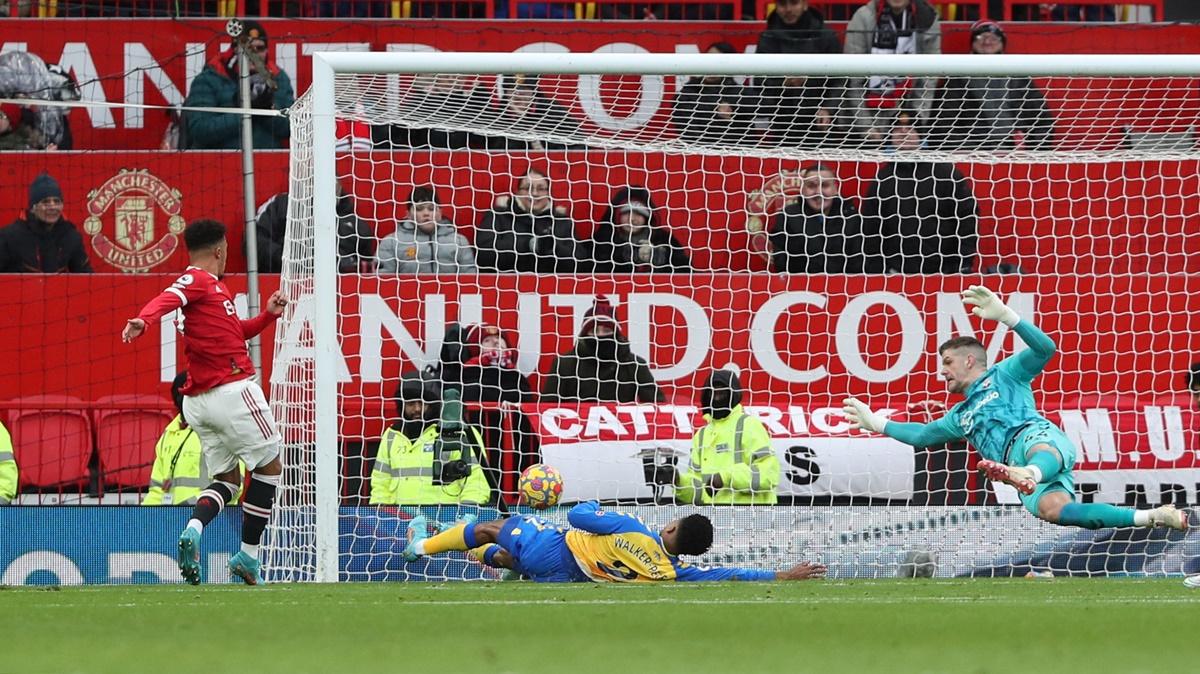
[
  {"x1": 402, "y1": 500, "x2": 826, "y2": 582},
  {"x1": 843, "y1": 285, "x2": 1189, "y2": 532}
]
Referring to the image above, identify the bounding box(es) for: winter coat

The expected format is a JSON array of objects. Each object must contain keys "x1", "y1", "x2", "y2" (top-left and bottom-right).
[
  {"x1": 591, "y1": 187, "x2": 691, "y2": 274},
  {"x1": 0, "y1": 215, "x2": 92, "y2": 273},
  {"x1": 756, "y1": 7, "x2": 842, "y2": 55},
  {"x1": 843, "y1": 0, "x2": 942, "y2": 138},
  {"x1": 754, "y1": 9, "x2": 845, "y2": 147},
  {"x1": 475, "y1": 196, "x2": 590, "y2": 273},
  {"x1": 254, "y1": 192, "x2": 373, "y2": 273},
  {"x1": 769, "y1": 196, "x2": 869, "y2": 273},
  {"x1": 373, "y1": 83, "x2": 492, "y2": 150},
  {"x1": 671, "y1": 77, "x2": 753, "y2": 145},
  {"x1": 182, "y1": 56, "x2": 294, "y2": 150},
  {"x1": 861, "y1": 161, "x2": 977, "y2": 274},
  {"x1": 541, "y1": 336, "x2": 663, "y2": 404},
  {"x1": 928, "y1": 76, "x2": 1055, "y2": 151},
  {"x1": 377, "y1": 218, "x2": 476, "y2": 274}
]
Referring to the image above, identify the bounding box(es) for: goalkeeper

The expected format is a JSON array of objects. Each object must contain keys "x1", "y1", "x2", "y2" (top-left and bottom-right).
[
  {"x1": 843, "y1": 285, "x2": 1189, "y2": 532},
  {"x1": 402, "y1": 500, "x2": 826, "y2": 582}
]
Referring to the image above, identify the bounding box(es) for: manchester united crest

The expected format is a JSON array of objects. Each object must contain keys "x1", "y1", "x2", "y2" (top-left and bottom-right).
[
  {"x1": 83, "y1": 169, "x2": 185, "y2": 272},
  {"x1": 745, "y1": 171, "x2": 807, "y2": 261}
]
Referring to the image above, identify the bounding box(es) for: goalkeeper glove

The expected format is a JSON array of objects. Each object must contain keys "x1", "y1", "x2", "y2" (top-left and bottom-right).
[
  {"x1": 842, "y1": 398, "x2": 888, "y2": 434},
  {"x1": 961, "y1": 285, "x2": 1020, "y2": 327}
]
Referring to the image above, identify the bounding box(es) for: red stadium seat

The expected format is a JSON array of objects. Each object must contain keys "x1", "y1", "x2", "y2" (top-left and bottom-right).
[
  {"x1": 5, "y1": 395, "x2": 93, "y2": 490},
  {"x1": 94, "y1": 395, "x2": 175, "y2": 490}
]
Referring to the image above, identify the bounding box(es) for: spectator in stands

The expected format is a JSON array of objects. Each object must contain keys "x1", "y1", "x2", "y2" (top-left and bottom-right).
[
  {"x1": 769, "y1": 164, "x2": 868, "y2": 273},
  {"x1": 927, "y1": 21, "x2": 1055, "y2": 152},
  {"x1": 0, "y1": 172, "x2": 92, "y2": 273},
  {"x1": 0, "y1": 417, "x2": 14, "y2": 505},
  {"x1": 182, "y1": 20, "x2": 294, "y2": 150},
  {"x1": 843, "y1": 0, "x2": 941, "y2": 146},
  {"x1": 860, "y1": 110, "x2": 978, "y2": 274},
  {"x1": 671, "y1": 42, "x2": 753, "y2": 145},
  {"x1": 446, "y1": 323, "x2": 535, "y2": 406},
  {"x1": 0, "y1": 103, "x2": 51, "y2": 150},
  {"x1": 255, "y1": 183, "x2": 373, "y2": 273},
  {"x1": 486, "y1": 75, "x2": 580, "y2": 151},
  {"x1": 144, "y1": 371, "x2": 242, "y2": 506},
  {"x1": 377, "y1": 186, "x2": 476, "y2": 274},
  {"x1": 1186, "y1": 362, "x2": 1200, "y2": 410},
  {"x1": 590, "y1": 186, "x2": 691, "y2": 274},
  {"x1": 370, "y1": 368, "x2": 492, "y2": 506},
  {"x1": 755, "y1": 0, "x2": 844, "y2": 147},
  {"x1": 475, "y1": 168, "x2": 590, "y2": 273},
  {"x1": 373, "y1": 74, "x2": 490, "y2": 150},
  {"x1": 541, "y1": 298, "x2": 663, "y2": 404}
]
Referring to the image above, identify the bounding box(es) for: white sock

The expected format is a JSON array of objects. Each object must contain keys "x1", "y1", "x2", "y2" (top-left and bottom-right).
[
  {"x1": 1026, "y1": 465, "x2": 1043, "y2": 483},
  {"x1": 413, "y1": 541, "x2": 427, "y2": 555},
  {"x1": 1133, "y1": 510, "x2": 1152, "y2": 527},
  {"x1": 187, "y1": 519, "x2": 204, "y2": 535},
  {"x1": 241, "y1": 542, "x2": 259, "y2": 558}
]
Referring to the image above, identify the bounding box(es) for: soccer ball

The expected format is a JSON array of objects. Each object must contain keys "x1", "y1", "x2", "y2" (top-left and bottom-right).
[{"x1": 520, "y1": 463, "x2": 564, "y2": 510}]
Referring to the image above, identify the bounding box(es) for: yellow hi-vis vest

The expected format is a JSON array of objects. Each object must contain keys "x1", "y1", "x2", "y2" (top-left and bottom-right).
[
  {"x1": 0, "y1": 420, "x2": 16, "y2": 505},
  {"x1": 675, "y1": 405, "x2": 780, "y2": 505},
  {"x1": 370, "y1": 423, "x2": 491, "y2": 506},
  {"x1": 141, "y1": 415, "x2": 242, "y2": 506}
]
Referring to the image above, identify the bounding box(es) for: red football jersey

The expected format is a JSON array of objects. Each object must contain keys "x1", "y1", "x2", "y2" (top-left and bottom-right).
[{"x1": 136, "y1": 266, "x2": 278, "y2": 395}]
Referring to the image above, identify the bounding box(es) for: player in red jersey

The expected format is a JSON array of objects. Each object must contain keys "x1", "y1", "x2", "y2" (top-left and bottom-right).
[{"x1": 123, "y1": 219, "x2": 287, "y2": 585}]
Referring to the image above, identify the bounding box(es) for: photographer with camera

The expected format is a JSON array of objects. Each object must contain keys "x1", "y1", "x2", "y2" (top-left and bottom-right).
[
  {"x1": 644, "y1": 369, "x2": 780, "y2": 505},
  {"x1": 181, "y1": 19, "x2": 293, "y2": 150},
  {"x1": 370, "y1": 368, "x2": 492, "y2": 506}
]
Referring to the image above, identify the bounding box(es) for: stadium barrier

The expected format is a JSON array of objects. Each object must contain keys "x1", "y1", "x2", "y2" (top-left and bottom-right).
[{"x1": 0, "y1": 507, "x2": 241, "y2": 585}]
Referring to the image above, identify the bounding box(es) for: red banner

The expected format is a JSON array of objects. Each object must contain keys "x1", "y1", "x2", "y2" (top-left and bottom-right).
[
  {"x1": 522, "y1": 402, "x2": 1200, "y2": 503},
  {"x1": 0, "y1": 151, "x2": 1196, "y2": 275},
  {"x1": 3, "y1": 274, "x2": 1199, "y2": 432},
  {"x1": 1, "y1": 19, "x2": 1198, "y2": 149}
]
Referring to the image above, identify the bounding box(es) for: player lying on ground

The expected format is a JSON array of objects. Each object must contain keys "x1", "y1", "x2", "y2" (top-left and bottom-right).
[
  {"x1": 843, "y1": 285, "x2": 1188, "y2": 532},
  {"x1": 122, "y1": 219, "x2": 289, "y2": 585},
  {"x1": 402, "y1": 500, "x2": 826, "y2": 582}
]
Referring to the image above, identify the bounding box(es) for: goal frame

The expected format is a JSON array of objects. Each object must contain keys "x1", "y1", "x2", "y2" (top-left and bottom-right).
[{"x1": 303, "y1": 51, "x2": 1200, "y2": 583}]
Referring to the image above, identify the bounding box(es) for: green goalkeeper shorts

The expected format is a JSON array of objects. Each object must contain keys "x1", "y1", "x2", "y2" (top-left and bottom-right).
[{"x1": 1009, "y1": 420, "x2": 1077, "y2": 515}]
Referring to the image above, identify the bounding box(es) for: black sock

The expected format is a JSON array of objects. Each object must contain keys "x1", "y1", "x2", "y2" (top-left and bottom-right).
[
  {"x1": 242, "y1": 472, "x2": 280, "y2": 547},
  {"x1": 190, "y1": 481, "x2": 237, "y2": 528}
]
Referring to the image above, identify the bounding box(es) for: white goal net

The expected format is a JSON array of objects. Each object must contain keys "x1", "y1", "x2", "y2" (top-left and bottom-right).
[{"x1": 266, "y1": 52, "x2": 1200, "y2": 583}]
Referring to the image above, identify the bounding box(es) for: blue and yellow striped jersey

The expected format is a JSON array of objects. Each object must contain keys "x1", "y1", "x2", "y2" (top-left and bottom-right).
[{"x1": 563, "y1": 502, "x2": 775, "y2": 582}]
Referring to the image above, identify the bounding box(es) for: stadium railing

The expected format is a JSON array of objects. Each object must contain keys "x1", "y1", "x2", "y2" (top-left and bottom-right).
[{"x1": 1003, "y1": 0, "x2": 1162, "y2": 21}]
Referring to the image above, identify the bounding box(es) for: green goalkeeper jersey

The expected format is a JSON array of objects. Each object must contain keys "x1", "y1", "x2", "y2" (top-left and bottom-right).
[{"x1": 884, "y1": 320, "x2": 1059, "y2": 463}]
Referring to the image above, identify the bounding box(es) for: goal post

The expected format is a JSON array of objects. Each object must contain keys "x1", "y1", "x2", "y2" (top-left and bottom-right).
[{"x1": 268, "y1": 51, "x2": 1200, "y2": 583}]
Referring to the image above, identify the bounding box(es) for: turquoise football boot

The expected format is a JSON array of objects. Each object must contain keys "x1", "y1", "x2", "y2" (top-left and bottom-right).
[
  {"x1": 228, "y1": 551, "x2": 263, "y2": 586},
  {"x1": 177, "y1": 528, "x2": 202, "y2": 586},
  {"x1": 402, "y1": 514, "x2": 428, "y2": 562}
]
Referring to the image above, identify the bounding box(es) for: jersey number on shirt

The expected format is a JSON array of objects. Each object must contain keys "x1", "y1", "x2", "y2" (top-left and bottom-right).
[{"x1": 597, "y1": 560, "x2": 639, "y2": 581}]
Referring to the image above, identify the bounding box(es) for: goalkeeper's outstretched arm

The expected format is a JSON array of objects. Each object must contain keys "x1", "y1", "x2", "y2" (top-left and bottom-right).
[
  {"x1": 842, "y1": 399, "x2": 964, "y2": 448},
  {"x1": 962, "y1": 285, "x2": 1056, "y2": 383}
]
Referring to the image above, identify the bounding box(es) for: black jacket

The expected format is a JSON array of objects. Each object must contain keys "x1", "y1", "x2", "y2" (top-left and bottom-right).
[
  {"x1": 861, "y1": 162, "x2": 978, "y2": 274},
  {"x1": 541, "y1": 335, "x2": 663, "y2": 404},
  {"x1": 0, "y1": 216, "x2": 92, "y2": 273},
  {"x1": 475, "y1": 196, "x2": 590, "y2": 273},
  {"x1": 756, "y1": 7, "x2": 842, "y2": 55},
  {"x1": 770, "y1": 197, "x2": 868, "y2": 273},
  {"x1": 672, "y1": 77, "x2": 753, "y2": 145},
  {"x1": 754, "y1": 8, "x2": 845, "y2": 147},
  {"x1": 591, "y1": 187, "x2": 691, "y2": 274},
  {"x1": 255, "y1": 192, "x2": 373, "y2": 273},
  {"x1": 927, "y1": 76, "x2": 1055, "y2": 151}
]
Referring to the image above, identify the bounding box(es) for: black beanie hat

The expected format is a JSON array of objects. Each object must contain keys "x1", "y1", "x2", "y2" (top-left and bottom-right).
[{"x1": 28, "y1": 172, "x2": 63, "y2": 210}]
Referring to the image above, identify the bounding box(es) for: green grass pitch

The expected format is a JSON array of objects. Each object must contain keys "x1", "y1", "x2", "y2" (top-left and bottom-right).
[{"x1": 5, "y1": 579, "x2": 1198, "y2": 674}]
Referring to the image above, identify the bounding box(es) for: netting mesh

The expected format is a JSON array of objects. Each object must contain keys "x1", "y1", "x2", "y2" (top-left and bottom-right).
[{"x1": 266, "y1": 61, "x2": 1200, "y2": 582}]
